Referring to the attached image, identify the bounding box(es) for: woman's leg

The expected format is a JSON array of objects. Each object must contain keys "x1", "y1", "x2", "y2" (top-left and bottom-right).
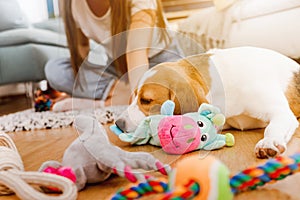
[
  {"x1": 73, "y1": 60, "x2": 117, "y2": 100},
  {"x1": 45, "y1": 58, "x2": 117, "y2": 100},
  {"x1": 45, "y1": 58, "x2": 118, "y2": 111},
  {"x1": 44, "y1": 58, "x2": 75, "y2": 95}
]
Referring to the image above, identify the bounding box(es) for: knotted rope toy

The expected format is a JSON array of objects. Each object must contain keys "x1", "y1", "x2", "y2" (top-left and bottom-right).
[
  {"x1": 112, "y1": 152, "x2": 300, "y2": 199},
  {"x1": 0, "y1": 132, "x2": 77, "y2": 200}
]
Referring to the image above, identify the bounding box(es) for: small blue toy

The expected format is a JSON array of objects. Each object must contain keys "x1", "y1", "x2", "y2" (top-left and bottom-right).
[
  {"x1": 110, "y1": 101, "x2": 234, "y2": 154},
  {"x1": 34, "y1": 89, "x2": 52, "y2": 112}
]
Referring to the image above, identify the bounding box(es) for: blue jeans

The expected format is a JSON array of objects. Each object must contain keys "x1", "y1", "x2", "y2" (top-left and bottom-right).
[{"x1": 45, "y1": 39, "x2": 184, "y2": 100}]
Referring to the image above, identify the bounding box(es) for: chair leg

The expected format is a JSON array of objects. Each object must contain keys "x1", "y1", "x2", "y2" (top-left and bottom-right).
[{"x1": 24, "y1": 82, "x2": 36, "y2": 109}]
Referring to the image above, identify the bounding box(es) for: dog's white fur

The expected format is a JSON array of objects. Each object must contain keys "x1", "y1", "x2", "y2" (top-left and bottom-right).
[{"x1": 117, "y1": 46, "x2": 300, "y2": 158}]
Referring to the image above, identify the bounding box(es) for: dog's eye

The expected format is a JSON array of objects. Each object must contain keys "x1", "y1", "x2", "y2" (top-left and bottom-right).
[
  {"x1": 197, "y1": 120, "x2": 206, "y2": 129},
  {"x1": 201, "y1": 133, "x2": 209, "y2": 142},
  {"x1": 140, "y1": 98, "x2": 153, "y2": 105}
]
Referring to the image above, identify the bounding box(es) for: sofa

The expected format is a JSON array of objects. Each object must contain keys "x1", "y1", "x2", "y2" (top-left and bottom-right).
[
  {"x1": 0, "y1": 0, "x2": 69, "y2": 86},
  {"x1": 177, "y1": 0, "x2": 300, "y2": 60}
]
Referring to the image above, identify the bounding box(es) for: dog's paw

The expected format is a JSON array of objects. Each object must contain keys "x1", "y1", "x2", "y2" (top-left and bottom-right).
[{"x1": 255, "y1": 138, "x2": 286, "y2": 158}]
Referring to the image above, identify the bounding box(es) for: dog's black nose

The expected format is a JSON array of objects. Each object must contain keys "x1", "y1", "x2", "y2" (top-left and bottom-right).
[{"x1": 115, "y1": 119, "x2": 126, "y2": 132}]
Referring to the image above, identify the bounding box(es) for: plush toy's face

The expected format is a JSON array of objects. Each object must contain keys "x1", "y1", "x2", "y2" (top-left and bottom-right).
[
  {"x1": 158, "y1": 115, "x2": 201, "y2": 154},
  {"x1": 197, "y1": 115, "x2": 217, "y2": 141},
  {"x1": 183, "y1": 112, "x2": 218, "y2": 147}
]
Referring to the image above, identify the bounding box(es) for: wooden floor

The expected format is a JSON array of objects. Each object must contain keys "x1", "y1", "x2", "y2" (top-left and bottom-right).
[
  {"x1": 0, "y1": 94, "x2": 32, "y2": 116},
  {"x1": 1, "y1": 94, "x2": 300, "y2": 200}
]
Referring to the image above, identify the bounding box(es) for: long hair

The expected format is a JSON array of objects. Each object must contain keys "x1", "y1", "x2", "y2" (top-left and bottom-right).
[
  {"x1": 62, "y1": 0, "x2": 169, "y2": 76},
  {"x1": 109, "y1": 0, "x2": 170, "y2": 77},
  {"x1": 61, "y1": 0, "x2": 90, "y2": 75}
]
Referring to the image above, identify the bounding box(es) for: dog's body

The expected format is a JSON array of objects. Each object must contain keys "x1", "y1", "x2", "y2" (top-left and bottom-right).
[{"x1": 116, "y1": 46, "x2": 300, "y2": 158}]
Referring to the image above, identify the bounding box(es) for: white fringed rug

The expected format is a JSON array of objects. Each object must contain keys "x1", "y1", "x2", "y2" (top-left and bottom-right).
[{"x1": 0, "y1": 105, "x2": 127, "y2": 133}]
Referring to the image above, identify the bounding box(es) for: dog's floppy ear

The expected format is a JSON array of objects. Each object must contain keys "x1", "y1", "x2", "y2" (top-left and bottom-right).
[
  {"x1": 170, "y1": 54, "x2": 211, "y2": 115},
  {"x1": 169, "y1": 79, "x2": 208, "y2": 115},
  {"x1": 178, "y1": 53, "x2": 212, "y2": 90}
]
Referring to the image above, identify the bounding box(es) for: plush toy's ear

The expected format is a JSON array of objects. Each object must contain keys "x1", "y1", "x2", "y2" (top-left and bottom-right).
[
  {"x1": 198, "y1": 103, "x2": 221, "y2": 115},
  {"x1": 160, "y1": 100, "x2": 175, "y2": 115},
  {"x1": 211, "y1": 113, "x2": 225, "y2": 127}
]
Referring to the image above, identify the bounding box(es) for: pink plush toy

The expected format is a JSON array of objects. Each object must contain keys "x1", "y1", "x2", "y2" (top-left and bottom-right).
[
  {"x1": 43, "y1": 167, "x2": 76, "y2": 183},
  {"x1": 158, "y1": 116, "x2": 201, "y2": 154},
  {"x1": 112, "y1": 100, "x2": 235, "y2": 155},
  {"x1": 42, "y1": 166, "x2": 76, "y2": 192}
]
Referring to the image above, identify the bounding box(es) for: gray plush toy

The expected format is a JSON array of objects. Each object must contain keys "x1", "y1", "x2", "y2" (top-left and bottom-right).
[{"x1": 39, "y1": 115, "x2": 170, "y2": 191}]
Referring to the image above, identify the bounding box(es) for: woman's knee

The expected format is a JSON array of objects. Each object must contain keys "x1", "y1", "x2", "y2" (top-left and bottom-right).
[
  {"x1": 45, "y1": 59, "x2": 62, "y2": 86},
  {"x1": 44, "y1": 58, "x2": 74, "y2": 93}
]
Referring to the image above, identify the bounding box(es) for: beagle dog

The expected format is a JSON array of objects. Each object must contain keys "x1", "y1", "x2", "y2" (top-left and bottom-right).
[{"x1": 115, "y1": 46, "x2": 300, "y2": 158}]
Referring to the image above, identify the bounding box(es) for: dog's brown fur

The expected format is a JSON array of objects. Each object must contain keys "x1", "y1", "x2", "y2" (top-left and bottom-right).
[
  {"x1": 121, "y1": 48, "x2": 300, "y2": 159},
  {"x1": 286, "y1": 70, "x2": 300, "y2": 117},
  {"x1": 137, "y1": 54, "x2": 300, "y2": 120},
  {"x1": 136, "y1": 54, "x2": 211, "y2": 116}
]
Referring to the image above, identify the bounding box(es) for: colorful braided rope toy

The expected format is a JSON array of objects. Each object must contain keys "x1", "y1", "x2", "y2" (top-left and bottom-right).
[{"x1": 112, "y1": 152, "x2": 300, "y2": 200}]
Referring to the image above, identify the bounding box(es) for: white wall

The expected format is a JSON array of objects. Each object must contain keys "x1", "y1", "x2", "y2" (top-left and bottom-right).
[{"x1": 17, "y1": 0, "x2": 59, "y2": 23}]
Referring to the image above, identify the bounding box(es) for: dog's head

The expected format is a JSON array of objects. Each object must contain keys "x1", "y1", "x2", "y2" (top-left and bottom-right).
[{"x1": 116, "y1": 54, "x2": 211, "y2": 133}]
